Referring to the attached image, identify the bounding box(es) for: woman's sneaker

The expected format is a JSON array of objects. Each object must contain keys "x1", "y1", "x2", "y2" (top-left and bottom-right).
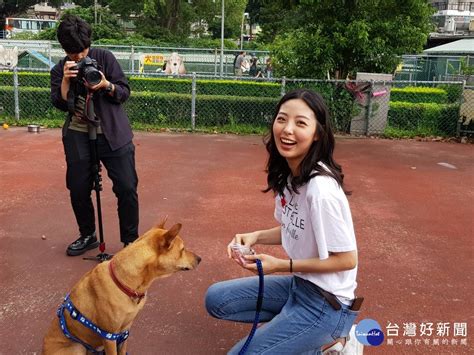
[
  {"x1": 342, "y1": 324, "x2": 364, "y2": 355},
  {"x1": 322, "y1": 325, "x2": 364, "y2": 355}
]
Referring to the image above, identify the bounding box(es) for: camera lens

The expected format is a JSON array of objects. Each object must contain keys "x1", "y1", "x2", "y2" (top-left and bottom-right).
[{"x1": 85, "y1": 69, "x2": 102, "y2": 86}]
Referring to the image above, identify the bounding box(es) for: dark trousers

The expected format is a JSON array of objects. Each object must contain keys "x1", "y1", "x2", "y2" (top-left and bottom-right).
[{"x1": 62, "y1": 129, "x2": 139, "y2": 243}]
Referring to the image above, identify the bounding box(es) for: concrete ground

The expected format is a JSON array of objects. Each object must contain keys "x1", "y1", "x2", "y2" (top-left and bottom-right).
[{"x1": 0, "y1": 127, "x2": 472, "y2": 354}]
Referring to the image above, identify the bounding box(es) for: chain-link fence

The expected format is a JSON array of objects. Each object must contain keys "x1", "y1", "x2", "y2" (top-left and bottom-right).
[
  {"x1": 459, "y1": 85, "x2": 474, "y2": 136},
  {"x1": 0, "y1": 68, "x2": 471, "y2": 137}
]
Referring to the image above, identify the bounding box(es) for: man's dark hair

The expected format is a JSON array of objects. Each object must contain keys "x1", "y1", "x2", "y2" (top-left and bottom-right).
[{"x1": 57, "y1": 14, "x2": 92, "y2": 54}]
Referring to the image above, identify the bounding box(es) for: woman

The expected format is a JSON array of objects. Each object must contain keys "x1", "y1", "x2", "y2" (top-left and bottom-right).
[{"x1": 205, "y1": 89, "x2": 360, "y2": 354}]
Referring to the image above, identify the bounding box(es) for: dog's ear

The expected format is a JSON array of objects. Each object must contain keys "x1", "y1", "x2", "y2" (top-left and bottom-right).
[
  {"x1": 160, "y1": 223, "x2": 182, "y2": 249},
  {"x1": 156, "y1": 215, "x2": 169, "y2": 229}
]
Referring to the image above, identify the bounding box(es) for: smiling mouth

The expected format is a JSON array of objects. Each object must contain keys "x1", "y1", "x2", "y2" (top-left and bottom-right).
[{"x1": 280, "y1": 138, "x2": 296, "y2": 146}]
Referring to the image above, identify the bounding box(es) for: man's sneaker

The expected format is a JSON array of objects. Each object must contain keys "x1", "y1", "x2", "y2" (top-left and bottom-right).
[{"x1": 66, "y1": 232, "x2": 99, "y2": 256}]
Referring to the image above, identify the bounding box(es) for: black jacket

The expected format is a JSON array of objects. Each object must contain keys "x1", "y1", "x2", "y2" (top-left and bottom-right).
[{"x1": 51, "y1": 47, "x2": 133, "y2": 151}]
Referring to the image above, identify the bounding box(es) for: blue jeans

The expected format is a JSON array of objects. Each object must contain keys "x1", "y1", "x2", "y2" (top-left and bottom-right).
[{"x1": 205, "y1": 276, "x2": 358, "y2": 354}]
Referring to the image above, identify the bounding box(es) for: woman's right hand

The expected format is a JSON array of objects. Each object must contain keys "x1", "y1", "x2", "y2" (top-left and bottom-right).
[{"x1": 227, "y1": 231, "x2": 259, "y2": 258}]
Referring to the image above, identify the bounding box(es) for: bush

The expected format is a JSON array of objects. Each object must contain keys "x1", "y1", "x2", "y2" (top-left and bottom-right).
[
  {"x1": 129, "y1": 77, "x2": 281, "y2": 97},
  {"x1": 0, "y1": 72, "x2": 51, "y2": 87},
  {"x1": 195, "y1": 94, "x2": 277, "y2": 126},
  {"x1": 387, "y1": 101, "x2": 459, "y2": 136},
  {"x1": 284, "y1": 81, "x2": 355, "y2": 132},
  {"x1": 0, "y1": 86, "x2": 64, "y2": 122},
  {"x1": 0, "y1": 72, "x2": 12, "y2": 86},
  {"x1": 438, "y1": 84, "x2": 464, "y2": 103},
  {"x1": 125, "y1": 92, "x2": 192, "y2": 125},
  {"x1": 126, "y1": 91, "x2": 277, "y2": 126},
  {"x1": 129, "y1": 77, "x2": 192, "y2": 94},
  {"x1": 196, "y1": 80, "x2": 280, "y2": 97},
  {"x1": 390, "y1": 87, "x2": 448, "y2": 104}
]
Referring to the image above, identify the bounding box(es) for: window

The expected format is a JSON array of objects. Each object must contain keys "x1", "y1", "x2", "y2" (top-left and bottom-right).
[{"x1": 458, "y1": 2, "x2": 469, "y2": 11}]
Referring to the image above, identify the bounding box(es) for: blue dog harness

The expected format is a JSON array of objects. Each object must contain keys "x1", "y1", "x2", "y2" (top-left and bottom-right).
[{"x1": 57, "y1": 294, "x2": 129, "y2": 354}]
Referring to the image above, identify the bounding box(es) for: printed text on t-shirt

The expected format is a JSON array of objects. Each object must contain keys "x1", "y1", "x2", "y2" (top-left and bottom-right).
[{"x1": 282, "y1": 194, "x2": 305, "y2": 240}]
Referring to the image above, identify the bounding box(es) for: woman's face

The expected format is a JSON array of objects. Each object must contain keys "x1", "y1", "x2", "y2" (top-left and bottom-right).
[{"x1": 272, "y1": 98, "x2": 318, "y2": 175}]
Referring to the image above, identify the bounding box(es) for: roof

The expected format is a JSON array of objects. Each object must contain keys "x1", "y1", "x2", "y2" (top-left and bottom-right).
[{"x1": 423, "y1": 39, "x2": 474, "y2": 55}]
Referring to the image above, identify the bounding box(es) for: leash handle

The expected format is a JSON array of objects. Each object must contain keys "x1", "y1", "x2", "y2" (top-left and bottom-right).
[{"x1": 239, "y1": 259, "x2": 264, "y2": 355}]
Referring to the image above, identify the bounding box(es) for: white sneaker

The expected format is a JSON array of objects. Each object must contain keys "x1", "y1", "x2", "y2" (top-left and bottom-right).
[
  {"x1": 322, "y1": 325, "x2": 364, "y2": 355},
  {"x1": 322, "y1": 341, "x2": 344, "y2": 354},
  {"x1": 341, "y1": 324, "x2": 364, "y2": 355}
]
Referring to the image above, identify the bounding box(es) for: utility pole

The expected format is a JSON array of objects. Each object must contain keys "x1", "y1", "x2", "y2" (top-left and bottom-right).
[
  {"x1": 94, "y1": 0, "x2": 98, "y2": 25},
  {"x1": 220, "y1": 0, "x2": 224, "y2": 77},
  {"x1": 240, "y1": 13, "x2": 248, "y2": 50}
]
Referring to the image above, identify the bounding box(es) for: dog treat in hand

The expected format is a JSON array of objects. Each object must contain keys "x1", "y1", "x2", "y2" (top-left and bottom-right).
[{"x1": 230, "y1": 244, "x2": 255, "y2": 265}]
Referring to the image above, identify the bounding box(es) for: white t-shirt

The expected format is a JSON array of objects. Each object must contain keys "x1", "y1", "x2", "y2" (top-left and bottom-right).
[{"x1": 274, "y1": 167, "x2": 358, "y2": 302}]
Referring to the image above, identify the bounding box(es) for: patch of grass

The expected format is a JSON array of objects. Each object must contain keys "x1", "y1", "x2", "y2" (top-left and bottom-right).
[
  {"x1": 383, "y1": 126, "x2": 445, "y2": 139},
  {"x1": 1, "y1": 117, "x2": 268, "y2": 135},
  {"x1": 189, "y1": 123, "x2": 266, "y2": 135},
  {"x1": 1, "y1": 117, "x2": 64, "y2": 128}
]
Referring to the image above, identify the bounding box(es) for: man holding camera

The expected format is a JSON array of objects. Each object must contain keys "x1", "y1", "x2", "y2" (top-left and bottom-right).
[{"x1": 50, "y1": 15, "x2": 139, "y2": 256}]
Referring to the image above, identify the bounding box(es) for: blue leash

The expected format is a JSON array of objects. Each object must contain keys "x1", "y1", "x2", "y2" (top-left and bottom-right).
[{"x1": 239, "y1": 259, "x2": 264, "y2": 355}]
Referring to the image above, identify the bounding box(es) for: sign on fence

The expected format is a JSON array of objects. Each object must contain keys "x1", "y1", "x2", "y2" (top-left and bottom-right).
[{"x1": 139, "y1": 53, "x2": 165, "y2": 73}]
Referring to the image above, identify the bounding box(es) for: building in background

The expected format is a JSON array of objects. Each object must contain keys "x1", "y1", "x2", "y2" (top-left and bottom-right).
[
  {"x1": 26, "y1": 2, "x2": 58, "y2": 19},
  {"x1": 428, "y1": 0, "x2": 474, "y2": 48}
]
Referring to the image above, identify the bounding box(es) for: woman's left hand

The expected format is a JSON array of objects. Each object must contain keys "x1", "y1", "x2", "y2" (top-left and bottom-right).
[{"x1": 242, "y1": 253, "x2": 284, "y2": 275}]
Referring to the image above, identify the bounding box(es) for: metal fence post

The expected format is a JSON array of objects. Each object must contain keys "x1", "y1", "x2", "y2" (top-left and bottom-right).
[
  {"x1": 13, "y1": 67, "x2": 20, "y2": 121},
  {"x1": 48, "y1": 41, "x2": 52, "y2": 69},
  {"x1": 456, "y1": 80, "x2": 466, "y2": 137},
  {"x1": 281, "y1": 76, "x2": 286, "y2": 96},
  {"x1": 214, "y1": 48, "x2": 218, "y2": 77},
  {"x1": 365, "y1": 80, "x2": 374, "y2": 135},
  {"x1": 131, "y1": 45, "x2": 135, "y2": 73},
  {"x1": 191, "y1": 72, "x2": 196, "y2": 130}
]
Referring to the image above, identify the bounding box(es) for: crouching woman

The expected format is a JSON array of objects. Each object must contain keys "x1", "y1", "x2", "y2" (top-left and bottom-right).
[{"x1": 205, "y1": 89, "x2": 361, "y2": 354}]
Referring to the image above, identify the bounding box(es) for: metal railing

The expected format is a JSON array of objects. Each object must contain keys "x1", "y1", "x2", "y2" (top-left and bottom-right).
[{"x1": 0, "y1": 39, "x2": 270, "y2": 76}]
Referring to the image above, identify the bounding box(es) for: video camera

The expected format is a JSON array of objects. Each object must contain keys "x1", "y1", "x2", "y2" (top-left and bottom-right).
[{"x1": 73, "y1": 56, "x2": 102, "y2": 86}]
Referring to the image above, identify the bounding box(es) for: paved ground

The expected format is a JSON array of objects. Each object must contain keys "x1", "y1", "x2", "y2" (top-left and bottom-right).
[{"x1": 0, "y1": 127, "x2": 472, "y2": 354}]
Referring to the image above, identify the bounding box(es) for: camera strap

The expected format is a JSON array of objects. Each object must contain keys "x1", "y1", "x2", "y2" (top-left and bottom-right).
[{"x1": 84, "y1": 91, "x2": 100, "y2": 127}]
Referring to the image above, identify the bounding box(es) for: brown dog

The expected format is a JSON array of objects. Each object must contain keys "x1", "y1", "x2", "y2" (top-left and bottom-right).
[{"x1": 43, "y1": 221, "x2": 201, "y2": 354}]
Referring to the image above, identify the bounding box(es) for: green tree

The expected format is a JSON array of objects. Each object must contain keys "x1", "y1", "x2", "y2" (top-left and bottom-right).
[
  {"x1": 61, "y1": 6, "x2": 127, "y2": 41},
  {"x1": 263, "y1": 0, "x2": 435, "y2": 79},
  {"x1": 131, "y1": 0, "x2": 246, "y2": 41},
  {"x1": 245, "y1": 0, "x2": 261, "y2": 39},
  {"x1": 134, "y1": 0, "x2": 194, "y2": 38},
  {"x1": 206, "y1": 0, "x2": 247, "y2": 39}
]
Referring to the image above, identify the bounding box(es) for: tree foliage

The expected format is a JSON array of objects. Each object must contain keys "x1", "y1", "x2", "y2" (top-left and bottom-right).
[
  {"x1": 106, "y1": 0, "x2": 247, "y2": 41},
  {"x1": 261, "y1": 0, "x2": 435, "y2": 79},
  {"x1": 59, "y1": 6, "x2": 127, "y2": 41}
]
